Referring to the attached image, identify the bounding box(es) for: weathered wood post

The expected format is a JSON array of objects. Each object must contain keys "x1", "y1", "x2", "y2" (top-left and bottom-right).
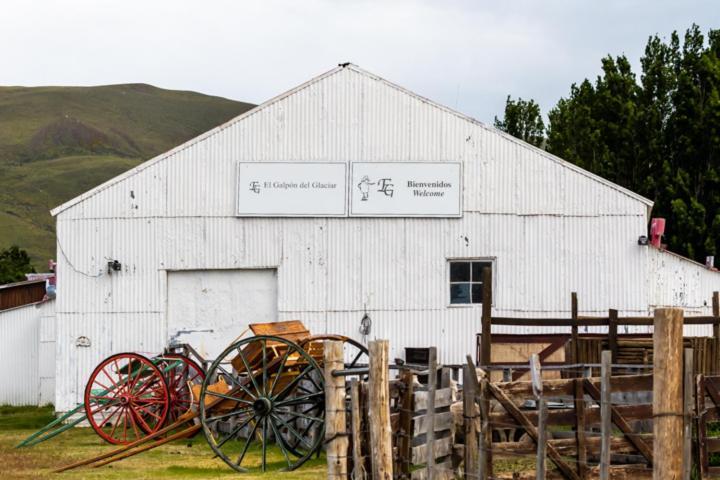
[
  {"x1": 714, "y1": 292, "x2": 719, "y2": 374},
  {"x1": 324, "y1": 340, "x2": 348, "y2": 479},
  {"x1": 682, "y1": 349, "x2": 693, "y2": 480},
  {"x1": 653, "y1": 308, "x2": 684, "y2": 480},
  {"x1": 574, "y1": 376, "x2": 587, "y2": 478},
  {"x1": 349, "y1": 378, "x2": 366, "y2": 480},
  {"x1": 463, "y1": 361, "x2": 479, "y2": 479},
  {"x1": 480, "y1": 266, "x2": 492, "y2": 368},
  {"x1": 368, "y1": 339, "x2": 393, "y2": 480},
  {"x1": 571, "y1": 292, "x2": 579, "y2": 377},
  {"x1": 530, "y1": 354, "x2": 546, "y2": 480},
  {"x1": 608, "y1": 309, "x2": 618, "y2": 363},
  {"x1": 398, "y1": 368, "x2": 414, "y2": 478},
  {"x1": 425, "y1": 347, "x2": 438, "y2": 479},
  {"x1": 599, "y1": 350, "x2": 611, "y2": 480}
]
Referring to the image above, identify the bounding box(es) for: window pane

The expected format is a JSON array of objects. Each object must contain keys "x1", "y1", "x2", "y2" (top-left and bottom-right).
[
  {"x1": 472, "y1": 283, "x2": 484, "y2": 303},
  {"x1": 450, "y1": 262, "x2": 470, "y2": 282},
  {"x1": 450, "y1": 283, "x2": 471, "y2": 304},
  {"x1": 472, "y1": 262, "x2": 492, "y2": 282}
]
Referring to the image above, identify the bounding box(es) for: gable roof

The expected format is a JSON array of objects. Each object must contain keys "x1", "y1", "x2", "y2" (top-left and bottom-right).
[{"x1": 51, "y1": 64, "x2": 653, "y2": 216}]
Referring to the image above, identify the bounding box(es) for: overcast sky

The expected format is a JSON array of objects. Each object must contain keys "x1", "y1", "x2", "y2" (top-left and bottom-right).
[{"x1": 2, "y1": 0, "x2": 718, "y2": 124}]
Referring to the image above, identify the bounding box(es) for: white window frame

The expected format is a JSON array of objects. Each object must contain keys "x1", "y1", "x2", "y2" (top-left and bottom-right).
[{"x1": 446, "y1": 257, "x2": 495, "y2": 308}]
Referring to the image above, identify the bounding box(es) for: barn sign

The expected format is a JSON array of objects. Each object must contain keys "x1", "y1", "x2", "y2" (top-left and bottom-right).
[{"x1": 237, "y1": 162, "x2": 462, "y2": 217}]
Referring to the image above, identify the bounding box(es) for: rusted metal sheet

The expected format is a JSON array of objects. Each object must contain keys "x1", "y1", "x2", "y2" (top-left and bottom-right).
[{"x1": 0, "y1": 279, "x2": 46, "y2": 311}]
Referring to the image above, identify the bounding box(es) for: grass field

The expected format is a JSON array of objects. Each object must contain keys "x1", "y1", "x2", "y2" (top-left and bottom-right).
[{"x1": 0, "y1": 406, "x2": 325, "y2": 479}]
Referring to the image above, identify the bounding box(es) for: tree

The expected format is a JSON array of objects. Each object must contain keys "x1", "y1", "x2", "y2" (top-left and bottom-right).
[
  {"x1": 544, "y1": 25, "x2": 720, "y2": 263},
  {"x1": 494, "y1": 96, "x2": 546, "y2": 147},
  {"x1": 0, "y1": 245, "x2": 36, "y2": 284}
]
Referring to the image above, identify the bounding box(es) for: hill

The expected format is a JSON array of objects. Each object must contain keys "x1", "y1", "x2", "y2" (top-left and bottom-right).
[{"x1": 0, "y1": 84, "x2": 255, "y2": 266}]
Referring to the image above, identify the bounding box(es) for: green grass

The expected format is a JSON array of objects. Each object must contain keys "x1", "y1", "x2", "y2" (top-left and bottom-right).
[
  {"x1": 0, "y1": 84, "x2": 255, "y2": 267},
  {"x1": 0, "y1": 406, "x2": 325, "y2": 479}
]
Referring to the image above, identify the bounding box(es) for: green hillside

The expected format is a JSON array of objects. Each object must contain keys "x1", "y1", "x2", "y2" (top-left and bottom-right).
[{"x1": 0, "y1": 84, "x2": 255, "y2": 267}]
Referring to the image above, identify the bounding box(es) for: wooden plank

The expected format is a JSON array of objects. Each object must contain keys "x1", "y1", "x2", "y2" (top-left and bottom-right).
[
  {"x1": 411, "y1": 458, "x2": 454, "y2": 480},
  {"x1": 489, "y1": 403, "x2": 653, "y2": 428},
  {"x1": 571, "y1": 292, "x2": 579, "y2": 379},
  {"x1": 653, "y1": 308, "x2": 684, "y2": 480},
  {"x1": 480, "y1": 266, "x2": 492, "y2": 368},
  {"x1": 324, "y1": 341, "x2": 348, "y2": 479},
  {"x1": 488, "y1": 383, "x2": 580, "y2": 480},
  {"x1": 425, "y1": 347, "x2": 437, "y2": 480},
  {"x1": 413, "y1": 412, "x2": 453, "y2": 436},
  {"x1": 714, "y1": 292, "x2": 719, "y2": 374},
  {"x1": 583, "y1": 379, "x2": 654, "y2": 464},
  {"x1": 464, "y1": 363, "x2": 478, "y2": 480},
  {"x1": 574, "y1": 378, "x2": 588, "y2": 478},
  {"x1": 683, "y1": 349, "x2": 693, "y2": 480},
  {"x1": 496, "y1": 374, "x2": 653, "y2": 398},
  {"x1": 697, "y1": 375, "x2": 709, "y2": 478},
  {"x1": 599, "y1": 351, "x2": 611, "y2": 480},
  {"x1": 411, "y1": 436, "x2": 453, "y2": 465},
  {"x1": 479, "y1": 377, "x2": 492, "y2": 479},
  {"x1": 414, "y1": 388, "x2": 453, "y2": 411},
  {"x1": 399, "y1": 369, "x2": 414, "y2": 477},
  {"x1": 369, "y1": 340, "x2": 393, "y2": 480},
  {"x1": 536, "y1": 398, "x2": 547, "y2": 480},
  {"x1": 349, "y1": 379, "x2": 366, "y2": 480},
  {"x1": 608, "y1": 310, "x2": 618, "y2": 364}
]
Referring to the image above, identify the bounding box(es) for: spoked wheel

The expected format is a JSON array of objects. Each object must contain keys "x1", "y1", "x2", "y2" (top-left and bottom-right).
[
  {"x1": 84, "y1": 352, "x2": 170, "y2": 445},
  {"x1": 199, "y1": 335, "x2": 325, "y2": 473},
  {"x1": 155, "y1": 353, "x2": 205, "y2": 424},
  {"x1": 279, "y1": 335, "x2": 369, "y2": 457}
]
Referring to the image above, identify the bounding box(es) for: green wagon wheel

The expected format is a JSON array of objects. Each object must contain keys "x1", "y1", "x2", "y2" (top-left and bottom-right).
[{"x1": 199, "y1": 335, "x2": 325, "y2": 473}]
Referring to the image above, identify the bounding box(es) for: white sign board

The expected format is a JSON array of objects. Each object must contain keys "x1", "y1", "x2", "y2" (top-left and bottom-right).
[
  {"x1": 237, "y1": 162, "x2": 347, "y2": 216},
  {"x1": 350, "y1": 162, "x2": 462, "y2": 217}
]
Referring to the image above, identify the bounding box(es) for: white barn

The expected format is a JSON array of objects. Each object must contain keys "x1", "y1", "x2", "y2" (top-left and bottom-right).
[{"x1": 43, "y1": 64, "x2": 720, "y2": 412}]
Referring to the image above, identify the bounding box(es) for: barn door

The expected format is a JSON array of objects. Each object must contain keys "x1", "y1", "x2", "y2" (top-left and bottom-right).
[{"x1": 166, "y1": 269, "x2": 278, "y2": 358}]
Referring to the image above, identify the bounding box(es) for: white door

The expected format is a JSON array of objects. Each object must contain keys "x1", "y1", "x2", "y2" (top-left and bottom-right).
[{"x1": 166, "y1": 269, "x2": 278, "y2": 359}]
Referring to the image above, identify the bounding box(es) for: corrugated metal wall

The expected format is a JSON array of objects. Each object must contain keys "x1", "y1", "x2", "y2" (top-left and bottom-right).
[
  {"x1": 52, "y1": 65, "x2": 719, "y2": 411},
  {"x1": 0, "y1": 300, "x2": 55, "y2": 405}
]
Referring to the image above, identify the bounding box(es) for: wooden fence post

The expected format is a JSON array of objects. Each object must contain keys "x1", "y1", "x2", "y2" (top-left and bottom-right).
[
  {"x1": 653, "y1": 308, "x2": 684, "y2": 480},
  {"x1": 479, "y1": 376, "x2": 491, "y2": 480},
  {"x1": 574, "y1": 377, "x2": 587, "y2": 478},
  {"x1": 425, "y1": 347, "x2": 437, "y2": 480},
  {"x1": 369, "y1": 340, "x2": 393, "y2": 480},
  {"x1": 349, "y1": 378, "x2": 366, "y2": 480},
  {"x1": 600, "y1": 350, "x2": 611, "y2": 480},
  {"x1": 531, "y1": 354, "x2": 546, "y2": 480},
  {"x1": 481, "y1": 266, "x2": 492, "y2": 368},
  {"x1": 608, "y1": 309, "x2": 618, "y2": 364},
  {"x1": 713, "y1": 292, "x2": 719, "y2": 374},
  {"x1": 398, "y1": 368, "x2": 414, "y2": 478},
  {"x1": 463, "y1": 363, "x2": 478, "y2": 479},
  {"x1": 324, "y1": 340, "x2": 348, "y2": 479},
  {"x1": 683, "y1": 349, "x2": 693, "y2": 480},
  {"x1": 571, "y1": 292, "x2": 579, "y2": 377}
]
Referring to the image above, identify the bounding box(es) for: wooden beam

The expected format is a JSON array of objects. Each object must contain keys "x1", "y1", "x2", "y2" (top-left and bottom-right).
[
  {"x1": 464, "y1": 363, "x2": 479, "y2": 480},
  {"x1": 324, "y1": 340, "x2": 348, "y2": 479},
  {"x1": 488, "y1": 383, "x2": 580, "y2": 480},
  {"x1": 399, "y1": 369, "x2": 414, "y2": 477},
  {"x1": 714, "y1": 292, "x2": 719, "y2": 374},
  {"x1": 426, "y1": 347, "x2": 437, "y2": 480},
  {"x1": 697, "y1": 375, "x2": 709, "y2": 478},
  {"x1": 683, "y1": 349, "x2": 693, "y2": 480},
  {"x1": 481, "y1": 266, "x2": 492, "y2": 367},
  {"x1": 369, "y1": 340, "x2": 393, "y2": 480},
  {"x1": 571, "y1": 292, "x2": 579, "y2": 377},
  {"x1": 608, "y1": 310, "x2": 618, "y2": 364},
  {"x1": 349, "y1": 379, "x2": 366, "y2": 480},
  {"x1": 574, "y1": 378, "x2": 588, "y2": 479},
  {"x1": 599, "y1": 350, "x2": 611, "y2": 480},
  {"x1": 653, "y1": 308, "x2": 684, "y2": 480},
  {"x1": 584, "y1": 379, "x2": 654, "y2": 464}
]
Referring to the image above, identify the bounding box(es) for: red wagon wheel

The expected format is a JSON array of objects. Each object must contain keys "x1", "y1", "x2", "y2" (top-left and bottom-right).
[
  {"x1": 84, "y1": 352, "x2": 170, "y2": 445},
  {"x1": 155, "y1": 353, "x2": 205, "y2": 424}
]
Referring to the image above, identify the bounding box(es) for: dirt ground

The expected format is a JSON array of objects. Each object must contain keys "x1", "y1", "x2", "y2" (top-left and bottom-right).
[{"x1": 0, "y1": 406, "x2": 326, "y2": 479}]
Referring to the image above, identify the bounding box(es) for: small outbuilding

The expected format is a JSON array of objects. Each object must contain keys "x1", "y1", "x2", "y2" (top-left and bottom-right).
[{"x1": 45, "y1": 64, "x2": 720, "y2": 412}]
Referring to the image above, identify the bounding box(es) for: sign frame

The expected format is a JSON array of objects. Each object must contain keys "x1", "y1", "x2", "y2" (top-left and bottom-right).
[{"x1": 236, "y1": 161, "x2": 348, "y2": 217}]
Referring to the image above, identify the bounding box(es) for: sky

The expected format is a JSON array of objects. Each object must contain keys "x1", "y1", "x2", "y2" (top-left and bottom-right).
[{"x1": 1, "y1": 0, "x2": 719, "y2": 124}]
